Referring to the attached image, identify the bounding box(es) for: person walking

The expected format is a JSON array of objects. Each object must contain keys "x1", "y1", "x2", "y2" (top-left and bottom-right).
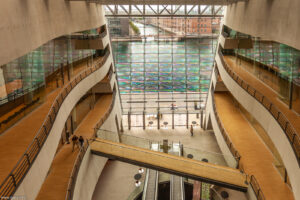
[
  {"x1": 190, "y1": 125, "x2": 194, "y2": 136},
  {"x1": 72, "y1": 135, "x2": 79, "y2": 152},
  {"x1": 79, "y1": 136, "x2": 84, "y2": 148}
]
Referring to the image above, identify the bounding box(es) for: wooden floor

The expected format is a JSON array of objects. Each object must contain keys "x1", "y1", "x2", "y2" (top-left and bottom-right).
[
  {"x1": 0, "y1": 56, "x2": 104, "y2": 185},
  {"x1": 90, "y1": 138, "x2": 248, "y2": 191},
  {"x1": 36, "y1": 94, "x2": 112, "y2": 200},
  {"x1": 215, "y1": 92, "x2": 294, "y2": 200},
  {"x1": 224, "y1": 55, "x2": 300, "y2": 138}
]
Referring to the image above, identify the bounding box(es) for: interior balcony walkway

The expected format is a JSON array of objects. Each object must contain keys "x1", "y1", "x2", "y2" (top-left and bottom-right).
[
  {"x1": 36, "y1": 94, "x2": 112, "y2": 200},
  {"x1": 90, "y1": 138, "x2": 248, "y2": 192},
  {"x1": 0, "y1": 55, "x2": 104, "y2": 185},
  {"x1": 223, "y1": 55, "x2": 300, "y2": 139},
  {"x1": 214, "y1": 92, "x2": 294, "y2": 200}
]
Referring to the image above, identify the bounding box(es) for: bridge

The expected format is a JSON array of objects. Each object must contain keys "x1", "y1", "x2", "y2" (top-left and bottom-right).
[{"x1": 90, "y1": 138, "x2": 249, "y2": 192}]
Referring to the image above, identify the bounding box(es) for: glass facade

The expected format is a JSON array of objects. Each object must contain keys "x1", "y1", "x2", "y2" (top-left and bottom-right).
[
  {"x1": 109, "y1": 17, "x2": 221, "y2": 115},
  {"x1": 0, "y1": 35, "x2": 94, "y2": 102},
  {"x1": 230, "y1": 34, "x2": 300, "y2": 114}
]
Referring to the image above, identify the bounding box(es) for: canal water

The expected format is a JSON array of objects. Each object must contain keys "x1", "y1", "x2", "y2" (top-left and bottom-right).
[{"x1": 111, "y1": 22, "x2": 218, "y2": 112}]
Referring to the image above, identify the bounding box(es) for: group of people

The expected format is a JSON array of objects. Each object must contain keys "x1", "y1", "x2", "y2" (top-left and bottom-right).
[{"x1": 65, "y1": 131, "x2": 85, "y2": 152}]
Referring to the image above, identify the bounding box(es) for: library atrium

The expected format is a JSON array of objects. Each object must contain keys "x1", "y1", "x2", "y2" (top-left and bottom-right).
[{"x1": 0, "y1": 0, "x2": 299, "y2": 200}]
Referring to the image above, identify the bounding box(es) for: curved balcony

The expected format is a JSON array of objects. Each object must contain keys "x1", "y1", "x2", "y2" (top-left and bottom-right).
[
  {"x1": 215, "y1": 48, "x2": 300, "y2": 199},
  {"x1": 0, "y1": 50, "x2": 112, "y2": 199},
  {"x1": 68, "y1": 87, "x2": 122, "y2": 200},
  {"x1": 35, "y1": 86, "x2": 117, "y2": 200},
  {"x1": 207, "y1": 82, "x2": 267, "y2": 200},
  {"x1": 73, "y1": 25, "x2": 109, "y2": 50}
]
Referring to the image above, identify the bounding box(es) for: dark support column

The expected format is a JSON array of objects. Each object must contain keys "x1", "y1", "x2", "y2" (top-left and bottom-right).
[
  {"x1": 67, "y1": 61, "x2": 70, "y2": 81},
  {"x1": 172, "y1": 111, "x2": 174, "y2": 129},
  {"x1": 128, "y1": 111, "x2": 131, "y2": 130},
  {"x1": 60, "y1": 63, "x2": 64, "y2": 85},
  {"x1": 186, "y1": 111, "x2": 189, "y2": 129},
  {"x1": 70, "y1": 115, "x2": 74, "y2": 135},
  {"x1": 157, "y1": 111, "x2": 160, "y2": 130},
  {"x1": 143, "y1": 111, "x2": 146, "y2": 130},
  {"x1": 120, "y1": 120, "x2": 124, "y2": 133},
  {"x1": 289, "y1": 81, "x2": 293, "y2": 109},
  {"x1": 200, "y1": 110, "x2": 203, "y2": 128}
]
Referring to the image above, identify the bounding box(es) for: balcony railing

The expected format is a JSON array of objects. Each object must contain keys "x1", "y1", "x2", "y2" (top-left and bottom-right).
[
  {"x1": 0, "y1": 50, "x2": 111, "y2": 198},
  {"x1": 70, "y1": 30, "x2": 107, "y2": 40},
  {"x1": 250, "y1": 175, "x2": 266, "y2": 200},
  {"x1": 65, "y1": 87, "x2": 117, "y2": 200},
  {"x1": 218, "y1": 49, "x2": 300, "y2": 167},
  {"x1": 211, "y1": 86, "x2": 241, "y2": 168},
  {"x1": 212, "y1": 76, "x2": 266, "y2": 200},
  {"x1": 0, "y1": 97, "x2": 41, "y2": 134},
  {"x1": 0, "y1": 82, "x2": 44, "y2": 106}
]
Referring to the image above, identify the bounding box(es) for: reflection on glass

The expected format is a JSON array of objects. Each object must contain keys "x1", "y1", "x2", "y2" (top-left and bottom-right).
[{"x1": 109, "y1": 16, "x2": 221, "y2": 113}]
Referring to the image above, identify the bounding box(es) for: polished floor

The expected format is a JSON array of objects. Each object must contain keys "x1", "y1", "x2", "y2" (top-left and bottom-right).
[
  {"x1": 215, "y1": 92, "x2": 294, "y2": 200},
  {"x1": 36, "y1": 94, "x2": 112, "y2": 200}
]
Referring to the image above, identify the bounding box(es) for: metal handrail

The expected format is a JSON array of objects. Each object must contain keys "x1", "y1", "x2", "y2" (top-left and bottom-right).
[
  {"x1": 70, "y1": 30, "x2": 107, "y2": 40},
  {"x1": 65, "y1": 88, "x2": 117, "y2": 200},
  {"x1": 0, "y1": 97, "x2": 40, "y2": 128},
  {"x1": 250, "y1": 175, "x2": 266, "y2": 200},
  {"x1": 211, "y1": 66, "x2": 266, "y2": 200},
  {"x1": 0, "y1": 50, "x2": 111, "y2": 198},
  {"x1": 218, "y1": 49, "x2": 300, "y2": 167},
  {"x1": 211, "y1": 83, "x2": 241, "y2": 167},
  {"x1": 0, "y1": 82, "x2": 44, "y2": 105},
  {"x1": 65, "y1": 140, "x2": 89, "y2": 200}
]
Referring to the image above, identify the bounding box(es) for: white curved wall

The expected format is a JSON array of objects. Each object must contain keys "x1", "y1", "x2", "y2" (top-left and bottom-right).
[
  {"x1": 0, "y1": 0, "x2": 105, "y2": 66},
  {"x1": 72, "y1": 81, "x2": 122, "y2": 200},
  {"x1": 224, "y1": 0, "x2": 300, "y2": 50},
  {"x1": 13, "y1": 54, "x2": 114, "y2": 200},
  {"x1": 205, "y1": 91, "x2": 238, "y2": 168},
  {"x1": 215, "y1": 52, "x2": 300, "y2": 200}
]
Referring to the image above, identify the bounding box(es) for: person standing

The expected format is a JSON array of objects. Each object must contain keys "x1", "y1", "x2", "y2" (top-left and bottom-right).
[
  {"x1": 79, "y1": 136, "x2": 84, "y2": 148},
  {"x1": 72, "y1": 135, "x2": 78, "y2": 152},
  {"x1": 190, "y1": 125, "x2": 194, "y2": 136}
]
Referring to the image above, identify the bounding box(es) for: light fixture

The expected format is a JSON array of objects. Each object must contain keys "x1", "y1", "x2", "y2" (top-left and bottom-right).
[
  {"x1": 138, "y1": 168, "x2": 144, "y2": 174},
  {"x1": 135, "y1": 180, "x2": 141, "y2": 187}
]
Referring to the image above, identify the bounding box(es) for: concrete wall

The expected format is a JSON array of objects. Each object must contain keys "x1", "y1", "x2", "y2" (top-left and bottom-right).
[
  {"x1": 0, "y1": 0, "x2": 106, "y2": 66},
  {"x1": 215, "y1": 52, "x2": 300, "y2": 200},
  {"x1": 73, "y1": 80, "x2": 122, "y2": 200},
  {"x1": 225, "y1": 0, "x2": 300, "y2": 50},
  {"x1": 14, "y1": 54, "x2": 114, "y2": 200}
]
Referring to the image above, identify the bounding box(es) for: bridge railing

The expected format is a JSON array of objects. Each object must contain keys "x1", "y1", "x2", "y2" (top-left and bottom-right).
[
  {"x1": 0, "y1": 50, "x2": 111, "y2": 198},
  {"x1": 218, "y1": 49, "x2": 300, "y2": 167},
  {"x1": 65, "y1": 87, "x2": 117, "y2": 200}
]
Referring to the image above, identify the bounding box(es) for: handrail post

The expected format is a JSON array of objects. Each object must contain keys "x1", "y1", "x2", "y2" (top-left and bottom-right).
[
  {"x1": 25, "y1": 153, "x2": 30, "y2": 165},
  {"x1": 10, "y1": 174, "x2": 17, "y2": 187},
  {"x1": 35, "y1": 138, "x2": 40, "y2": 148}
]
